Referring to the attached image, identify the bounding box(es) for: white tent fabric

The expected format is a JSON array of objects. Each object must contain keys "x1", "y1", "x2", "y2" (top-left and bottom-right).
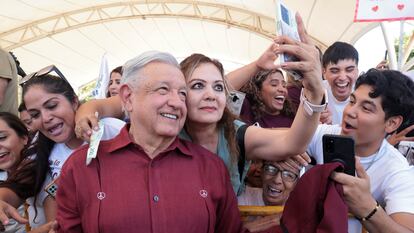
[{"x1": 0, "y1": 0, "x2": 376, "y2": 90}]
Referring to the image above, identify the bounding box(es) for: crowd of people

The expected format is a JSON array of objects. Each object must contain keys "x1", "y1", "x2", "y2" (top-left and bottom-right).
[{"x1": 0, "y1": 13, "x2": 412, "y2": 233}]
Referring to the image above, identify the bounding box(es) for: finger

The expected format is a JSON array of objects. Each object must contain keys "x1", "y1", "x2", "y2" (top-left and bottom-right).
[
  {"x1": 295, "y1": 13, "x2": 309, "y2": 44},
  {"x1": 90, "y1": 114, "x2": 100, "y2": 131},
  {"x1": 0, "y1": 210, "x2": 9, "y2": 226},
  {"x1": 274, "y1": 35, "x2": 301, "y2": 47},
  {"x1": 399, "y1": 124, "x2": 414, "y2": 136},
  {"x1": 294, "y1": 154, "x2": 309, "y2": 166},
  {"x1": 276, "y1": 44, "x2": 313, "y2": 62},
  {"x1": 279, "y1": 61, "x2": 311, "y2": 73},
  {"x1": 355, "y1": 157, "x2": 368, "y2": 179},
  {"x1": 330, "y1": 171, "x2": 353, "y2": 185},
  {"x1": 76, "y1": 120, "x2": 92, "y2": 138},
  {"x1": 300, "y1": 152, "x2": 311, "y2": 163},
  {"x1": 283, "y1": 160, "x2": 301, "y2": 170},
  {"x1": 403, "y1": 136, "x2": 414, "y2": 142},
  {"x1": 6, "y1": 207, "x2": 28, "y2": 224}
]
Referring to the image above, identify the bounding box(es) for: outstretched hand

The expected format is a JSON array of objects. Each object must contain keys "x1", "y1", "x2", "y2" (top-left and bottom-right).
[
  {"x1": 387, "y1": 124, "x2": 414, "y2": 146},
  {"x1": 75, "y1": 111, "x2": 100, "y2": 142},
  {"x1": 255, "y1": 43, "x2": 279, "y2": 71},
  {"x1": 274, "y1": 13, "x2": 324, "y2": 103}
]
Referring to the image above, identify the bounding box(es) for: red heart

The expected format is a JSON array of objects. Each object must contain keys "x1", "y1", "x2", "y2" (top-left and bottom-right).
[
  {"x1": 397, "y1": 4, "x2": 405, "y2": 10},
  {"x1": 372, "y1": 5, "x2": 379, "y2": 12}
]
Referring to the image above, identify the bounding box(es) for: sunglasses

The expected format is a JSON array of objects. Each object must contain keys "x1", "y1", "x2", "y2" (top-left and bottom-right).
[{"x1": 19, "y1": 65, "x2": 69, "y2": 86}]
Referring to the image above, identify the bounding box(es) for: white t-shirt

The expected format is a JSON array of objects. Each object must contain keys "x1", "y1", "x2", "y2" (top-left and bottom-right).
[
  {"x1": 307, "y1": 124, "x2": 414, "y2": 233},
  {"x1": 237, "y1": 186, "x2": 264, "y2": 206},
  {"x1": 323, "y1": 80, "x2": 349, "y2": 125}
]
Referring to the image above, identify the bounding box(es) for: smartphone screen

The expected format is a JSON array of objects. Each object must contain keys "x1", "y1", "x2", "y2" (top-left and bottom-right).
[{"x1": 323, "y1": 134, "x2": 355, "y2": 176}]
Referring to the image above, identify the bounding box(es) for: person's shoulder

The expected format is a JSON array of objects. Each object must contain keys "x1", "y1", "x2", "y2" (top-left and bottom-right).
[
  {"x1": 100, "y1": 117, "x2": 126, "y2": 140},
  {"x1": 101, "y1": 117, "x2": 126, "y2": 128}
]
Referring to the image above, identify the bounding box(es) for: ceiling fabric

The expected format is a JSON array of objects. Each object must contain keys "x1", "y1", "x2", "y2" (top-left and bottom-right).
[{"x1": 0, "y1": 0, "x2": 375, "y2": 90}]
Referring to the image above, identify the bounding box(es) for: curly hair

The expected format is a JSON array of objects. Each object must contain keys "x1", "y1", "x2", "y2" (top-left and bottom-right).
[
  {"x1": 240, "y1": 69, "x2": 295, "y2": 122},
  {"x1": 180, "y1": 53, "x2": 239, "y2": 163}
]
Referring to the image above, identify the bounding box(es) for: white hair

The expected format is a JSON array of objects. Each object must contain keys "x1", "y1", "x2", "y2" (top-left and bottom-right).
[{"x1": 121, "y1": 50, "x2": 179, "y2": 88}]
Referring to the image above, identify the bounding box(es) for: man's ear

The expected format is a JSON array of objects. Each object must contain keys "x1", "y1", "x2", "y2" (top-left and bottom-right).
[
  {"x1": 119, "y1": 84, "x2": 133, "y2": 112},
  {"x1": 385, "y1": 115, "x2": 403, "y2": 134}
]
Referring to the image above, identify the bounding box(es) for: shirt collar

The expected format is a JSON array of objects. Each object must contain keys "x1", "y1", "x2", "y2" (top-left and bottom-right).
[{"x1": 108, "y1": 124, "x2": 193, "y2": 157}]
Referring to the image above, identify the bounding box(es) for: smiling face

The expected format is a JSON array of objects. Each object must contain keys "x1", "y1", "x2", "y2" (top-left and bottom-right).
[
  {"x1": 24, "y1": 85, "x2": 78, "y2": 147},
  {"x1": 341, "y1": 84, "x2": 397, "y2": 156},
  {"x1": 185, "y1": 63, "x2": 227, "y2": 124},
  {"x1": 261, "y1": 161, "x2": 299, "y2": 206},
  {"x1": 108, "y1": 72, "x2": 122, "y2": 97},
  {"x1": 122, "y1": 62, "x2": 187, "y2": 140},
  {"x1": 260, "y1": 71, "x2": 287, "y2": 115},
  {"x1": 0, "y1": 119, "x2": 27, "y2": 173},
  {"x1": 324, "y1": 59, "x2": 358, "y2": 102}
]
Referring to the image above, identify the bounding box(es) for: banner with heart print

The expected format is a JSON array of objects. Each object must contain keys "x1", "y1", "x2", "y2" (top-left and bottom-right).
[{"x1": 354, "y1": 0, "x2": 414, "y2": 22}]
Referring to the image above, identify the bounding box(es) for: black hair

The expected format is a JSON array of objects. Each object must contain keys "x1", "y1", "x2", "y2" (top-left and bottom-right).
[
  {"x1": 0, "y1": 74, "x2": 78, "y2": 222},
  {"x1": 0, "y1": 112, "x2": 39, "y2": 218},
  {"x1": 17, "y1": 102, "x2": 27, "y2": 113},
  {"x1": 106, "y1": 66, "x2": 123, "y2": 97},
  {"x1": 22, "y1": 74, "x2": 77, "y2": 196},
  {"x1": 322, "y1": 41, "x2": 359, "y2": 68},
  {"x1": 0, "y1": 112, "x2": 28, "y2": 142},
  {"x1": 355, "y1": 69, "x2": 414, "y2": 124}
]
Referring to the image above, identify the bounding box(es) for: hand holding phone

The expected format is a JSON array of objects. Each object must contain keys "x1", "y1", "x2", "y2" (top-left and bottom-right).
[
  {"x1": 275, "y1": 0, "x2": 303, "y2": 80},
  {"x1": 323, "y1": 134, "x2": 355, "y2": 176}
]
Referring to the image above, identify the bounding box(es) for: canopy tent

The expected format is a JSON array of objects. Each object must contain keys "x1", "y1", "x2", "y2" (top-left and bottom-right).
[{"x1": 0, "y1": 0, "x2": 382, "y2": 91}]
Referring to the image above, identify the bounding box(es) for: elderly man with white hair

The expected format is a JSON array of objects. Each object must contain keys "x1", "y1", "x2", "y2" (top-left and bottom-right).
[{"x1": 54, "y1": 51, "x2": 246, "y2": 233}]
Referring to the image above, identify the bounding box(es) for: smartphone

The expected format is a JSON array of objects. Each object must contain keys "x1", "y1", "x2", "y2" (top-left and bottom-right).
[
  {"x1": 323, "y1": 134, "x2": 355, "y2": 176},
  {"x1": 275, "y1": 0, "x2": 303, "y2": 80}
]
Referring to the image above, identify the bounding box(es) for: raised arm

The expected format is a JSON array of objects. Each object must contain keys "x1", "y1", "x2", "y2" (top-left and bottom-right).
[
  {"x1": 226, "y1": 43, "x2": 278, "y2": 91},
  {"x1": 244, "y1": 13, "x2": 325, "y2": 161},
  {"x1": 75, "y1": 95, "x2": 124, "y2": 141}
]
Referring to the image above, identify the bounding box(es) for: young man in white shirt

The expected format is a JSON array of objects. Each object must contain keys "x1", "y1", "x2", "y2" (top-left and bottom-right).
[
  {"x1": 322, "y1": 42, "x2": 359, "y2": 125},
  {"x1": 307, "y1": 69, "x2": 414, "y2": 232}
]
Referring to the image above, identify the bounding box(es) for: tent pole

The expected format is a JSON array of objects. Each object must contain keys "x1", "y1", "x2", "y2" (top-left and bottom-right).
[
  {"x1": 380, "y1": 22, "x2": 397, "y2": 70},
  {"x1": 397, "y1": 21, "x2": 405, "y2": 70},
  {"x1": 402, "y1": 31, "x2": 414, "y2": 69}
]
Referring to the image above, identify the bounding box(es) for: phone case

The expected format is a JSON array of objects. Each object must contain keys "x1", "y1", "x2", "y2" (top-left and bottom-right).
[
  {"x1": 322, "y1": 134, "x2": 355, "y2": 176},
  {"x1": 275, "y1": 0, "x2": 303, "y2": 80}
]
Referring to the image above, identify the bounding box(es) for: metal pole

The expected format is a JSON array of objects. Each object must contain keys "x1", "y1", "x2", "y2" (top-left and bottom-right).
[
  {"x1": 398, "y1": 21, "x2": 405, "y2": 70},
  {"x1": 380, "y1": 22, "x2": 397, "y2": 70}
]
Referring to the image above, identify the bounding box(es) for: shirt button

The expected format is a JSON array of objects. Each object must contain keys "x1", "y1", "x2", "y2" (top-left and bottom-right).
[{"x1": 153, "y1": 195, "x2": 159, "y2": 202}]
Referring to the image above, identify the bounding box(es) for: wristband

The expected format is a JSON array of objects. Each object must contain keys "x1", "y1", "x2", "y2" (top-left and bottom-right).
[
  {"x1": 355, "y1": 201, "x2": 380, "y2": 222},
  {"x1": 300, "y1": 88, "x2": 328, "y2": 116}
]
